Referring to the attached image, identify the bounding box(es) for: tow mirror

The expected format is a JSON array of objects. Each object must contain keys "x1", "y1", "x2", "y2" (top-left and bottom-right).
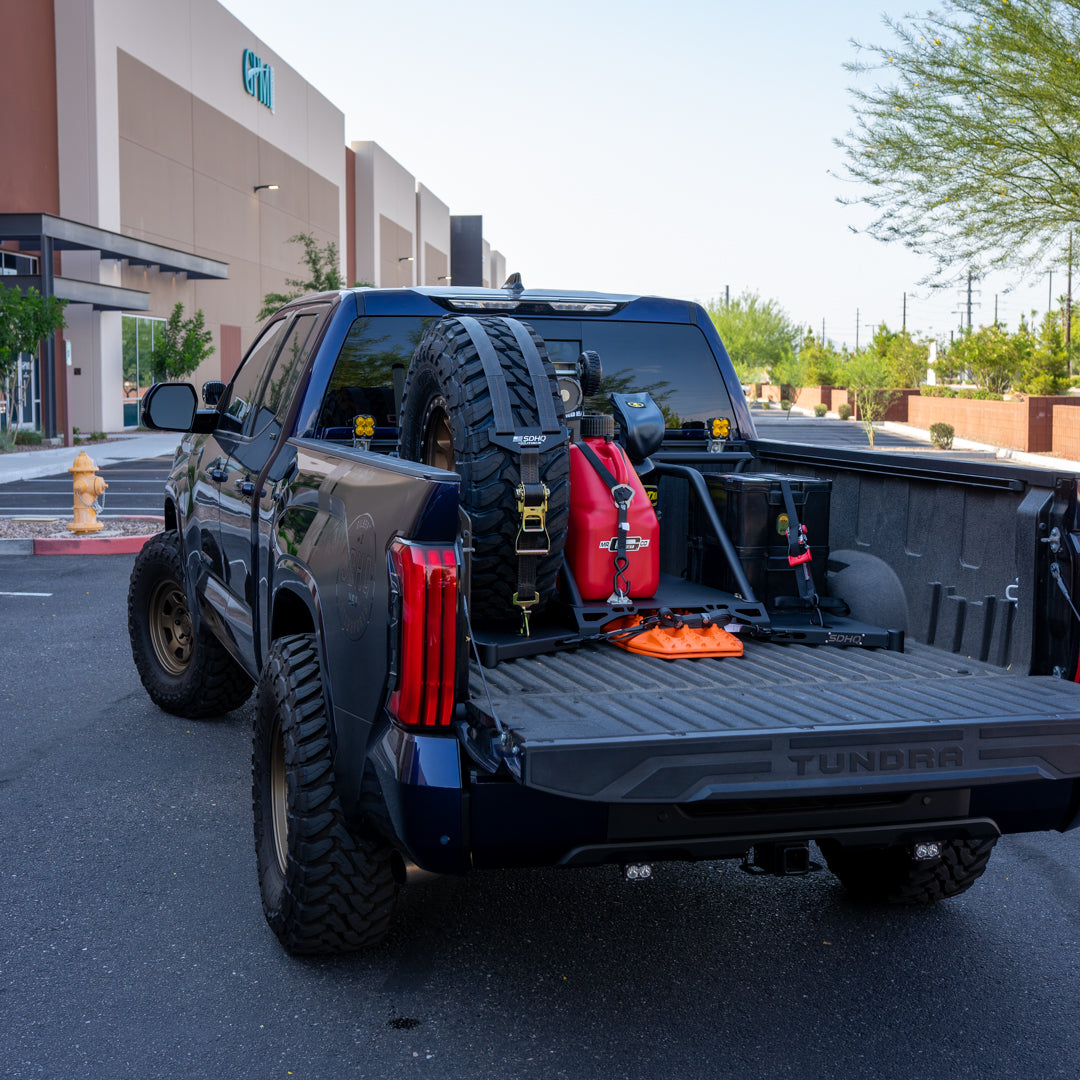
[{"x1": 142, "y1": 382, "x2": 218, "y2": 434}]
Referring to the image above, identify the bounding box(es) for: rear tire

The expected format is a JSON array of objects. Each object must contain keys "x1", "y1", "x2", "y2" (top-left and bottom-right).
[
  {"x1": 398, "y1": 315, "x2": 568, "y2": 624},
  {"x1": 127, "y1": 530, "x2": 252, "y2": 717},
  {"x1": 820, "y1": 836, "x2": 997, "y2": 904},
  {"x1": 252, "y1": 634, "x2": 398, "y2": 954}
]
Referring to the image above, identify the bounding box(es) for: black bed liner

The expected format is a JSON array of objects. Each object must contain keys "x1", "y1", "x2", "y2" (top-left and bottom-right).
[{"x1": 469, "y1": 640, "x2": 1080, "y2": 803}]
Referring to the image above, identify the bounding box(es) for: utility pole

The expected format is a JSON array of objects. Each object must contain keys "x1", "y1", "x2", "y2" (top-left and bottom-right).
[
  {"x1": 902, "y1": 291, "x2": 907, "y2": 332},
  {"x1": 966, "y1": 271, "x2": 974, "y2": 330},
  {"x1": 821, "y1": 317, "x2": 825, "y2": 346},
  {"x1": 855, "y1": 308, "x2": 860, "y2": 351},
  {"x1": 994, "y1": 294, "x2": 998, "y2": 324},
  {"x1": 725, "y1": 284, "x2": 730, "y2": 307},
  {"x1": 1049, "y1": 269, "x2": 1054, "y2": 313}
]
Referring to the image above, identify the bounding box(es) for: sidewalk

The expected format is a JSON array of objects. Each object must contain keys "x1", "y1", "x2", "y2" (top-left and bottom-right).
[{"x1": 0, "y1": 432, "x2": 182, "y2": 484}]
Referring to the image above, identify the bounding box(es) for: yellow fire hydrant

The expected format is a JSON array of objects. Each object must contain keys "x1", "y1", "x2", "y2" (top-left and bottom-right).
[{"x1": 68, "y1": 451, "x2": 108, "y2": 534}]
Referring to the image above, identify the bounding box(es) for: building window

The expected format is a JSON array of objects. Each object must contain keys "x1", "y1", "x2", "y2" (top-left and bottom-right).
[
  {"x1": 121, "y1": 314, "x2": 166, "y2": 426},
  {"x1": 0, "y1": 251, "x2": 39, "y2": 275}
]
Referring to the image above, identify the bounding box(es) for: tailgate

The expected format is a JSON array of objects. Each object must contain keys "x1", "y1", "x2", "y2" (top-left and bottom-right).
[{"x1": 470, "y1": 641, "x2": 1080, "y2": 802}]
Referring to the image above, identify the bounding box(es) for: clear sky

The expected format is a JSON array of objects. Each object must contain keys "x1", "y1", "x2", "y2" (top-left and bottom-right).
[{"x1": 219, "y1": 0, "x2": 1057, "y2": 350}]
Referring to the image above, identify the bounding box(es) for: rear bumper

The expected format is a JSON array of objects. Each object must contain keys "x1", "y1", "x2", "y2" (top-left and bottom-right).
[{"x1": 366, "y1": 724, "x2": 1080, "y2": 873}]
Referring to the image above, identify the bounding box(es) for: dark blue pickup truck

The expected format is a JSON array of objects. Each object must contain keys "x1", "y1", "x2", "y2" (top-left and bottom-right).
[{"x1": 129, "y1": 283, "x2": 1080, "y2": 955}]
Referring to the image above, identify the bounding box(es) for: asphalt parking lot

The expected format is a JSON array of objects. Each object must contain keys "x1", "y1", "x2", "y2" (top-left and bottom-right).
[{"x1": 2, "y1": 555, "x2": 1079, "y2": 1080}]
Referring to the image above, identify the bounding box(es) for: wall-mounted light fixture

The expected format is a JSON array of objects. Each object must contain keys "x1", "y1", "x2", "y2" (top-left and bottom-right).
[
  {"x1": 437, "y1": 275, "x2": 452, "y2": 282},
  {"x1": 398, "y1": 256, "x2": 415, "y2": 262},
  {"x1": 253, "y1": 184, "x2": 279, "y2": 193}
]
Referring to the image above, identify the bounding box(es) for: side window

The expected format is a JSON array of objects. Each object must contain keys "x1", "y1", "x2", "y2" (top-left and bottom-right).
[
  {"x1": 244, "y1": 314, "x2": 320, "y2": 439},
  {"x1": 315, "y1": 316, "x2": 433, "y2": 445},
  {"x1": 219, "y1": 320, "x2": 287, "y2": 434}
]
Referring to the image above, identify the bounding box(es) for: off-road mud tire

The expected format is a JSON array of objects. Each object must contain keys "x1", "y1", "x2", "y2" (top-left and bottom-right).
[
  {"x1": 127, "y1": 530, "x2": 253, "y2": 717},
  {"x1": 820, "y1": 836, "x2": 997, "y2": 905},
  {"x1": 398, "y1": 315, "x2": 568, "y2": 624},
  {"x1": 252, "y1": 633, "x2": 398, "y2": 954}
]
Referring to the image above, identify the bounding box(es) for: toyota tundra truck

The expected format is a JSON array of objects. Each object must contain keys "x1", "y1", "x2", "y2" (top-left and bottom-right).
[{"x1": 128, "y1": 282, "x2": 1080, "y2": 954}]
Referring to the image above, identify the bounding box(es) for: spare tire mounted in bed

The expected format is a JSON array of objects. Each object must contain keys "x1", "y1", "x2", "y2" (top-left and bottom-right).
[{"x1": 397, "y1": 315, "x2": 569, "y2": 627}]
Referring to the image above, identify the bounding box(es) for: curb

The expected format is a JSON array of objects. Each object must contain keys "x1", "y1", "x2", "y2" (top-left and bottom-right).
[
  {"x1": 0, "y1": 516, "x2": 164, "y2": 557},
  {"x1": 33, "y1": 534, "x2": 156, "y2": 555}
]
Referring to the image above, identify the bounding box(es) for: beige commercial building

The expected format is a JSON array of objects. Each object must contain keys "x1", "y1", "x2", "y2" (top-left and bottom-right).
[{"x1": 1, "y1": 0, "x2": 507, "y2": 439}]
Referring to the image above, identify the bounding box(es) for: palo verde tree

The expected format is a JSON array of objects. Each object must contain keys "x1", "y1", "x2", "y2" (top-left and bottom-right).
[
  {"x1": 0, "y1": 286, "x2": 67, "y2": 448},
  {"x1": 258, "y1": 233, "x2": 345, "y2": 321},
  {"x1": 148, "y1": 303, "x2": 215, "y2": 382},
  {"x1": 837, "y1": 0, "x2": 1080, "y2": 281},
  {"x1": 844, "y1": 350, "x2": 899, "y2": 449},
  {"x1": 705, "y1": 291, "x2": 800, "y2": 384}
]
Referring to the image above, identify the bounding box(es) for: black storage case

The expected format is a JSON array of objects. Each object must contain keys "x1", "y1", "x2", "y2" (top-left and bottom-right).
[{"x1": 690, "y1": 472, "x2": 832, "y2": 607}]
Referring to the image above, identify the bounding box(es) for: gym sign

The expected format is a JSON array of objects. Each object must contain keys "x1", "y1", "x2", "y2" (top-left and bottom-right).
[{"x1": 242, "y1": 49, "x2": 275, "y2": 112}]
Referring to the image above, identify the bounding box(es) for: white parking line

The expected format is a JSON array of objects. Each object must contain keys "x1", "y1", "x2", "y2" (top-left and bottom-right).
[{"x1": 0, "y1": 592, "x2": 53, "y2": 597}]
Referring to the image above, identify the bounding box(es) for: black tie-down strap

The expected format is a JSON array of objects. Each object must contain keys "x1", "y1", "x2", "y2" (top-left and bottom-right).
[
  {"x1": 456, "y1": 316, "x2": 563, "y2": 634},
  {"x1": 513, "y1": 447, "x2": 550, "y2": 635},
  {"x1": 577, "y1": 439, "x2": 636, "y2": 604},
  {"x1": 778, "y1": 477, "x2": 821, "y2": 625},
  {"x1": 457, "y1": 316, "x2": 516, "y2": 434}
]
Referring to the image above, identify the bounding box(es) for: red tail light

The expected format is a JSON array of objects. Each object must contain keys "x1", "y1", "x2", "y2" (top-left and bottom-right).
[{"x1": 387, "y1": 540, "x2": 459, "y2": 728}]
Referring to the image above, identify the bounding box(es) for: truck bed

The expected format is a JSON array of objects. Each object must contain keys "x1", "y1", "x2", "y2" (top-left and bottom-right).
[{"x1": 469, "y1": 641, "x2": 1080, "y2": 803}]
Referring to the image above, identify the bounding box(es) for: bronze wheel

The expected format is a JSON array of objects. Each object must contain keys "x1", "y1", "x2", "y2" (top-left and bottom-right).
[
  {"x1": 147, "y1": 578, "x2": 193, "y2": 675},
  {"x1": 420, "y1": 398, "x2": 454, "y2": 470},
  {"x1": 128, "y1": 530, "x2": 253, "y2": 717}
]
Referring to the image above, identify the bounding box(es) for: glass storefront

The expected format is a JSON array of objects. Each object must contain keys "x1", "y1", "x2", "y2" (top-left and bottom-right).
[
  {"x1": 1, "y1": 252, "x2": 42, "y2": 432},
  {"x1": 121, "y1": 313, "x2": 165, "y2": 427}
]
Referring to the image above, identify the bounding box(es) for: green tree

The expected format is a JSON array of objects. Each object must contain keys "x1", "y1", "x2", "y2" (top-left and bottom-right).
[
  {"x1": 867, "y1": 323, "x2": 929, "y2": 387},
  {"x1": 844, "y1": 351, "x2": 899, "y2": 449},
  {"x1": 945, "y1": 322, "x2": 1028, "y2": 394},
  {"x1": 769, "y1": 353, "x2": 807, "y2": 419},
  {"x1": 705, "y1": 291, "x2": 799, "y2": 383},
  {"x1": 258, "y1": 233, "x2": 344, "y2": 320},
  {"x1": 837, "y1": 0, "x2": 1080, "y2": 280},
  {"x1": 1019, "y1": 310, "x2": 1071, "y2": 393},
  {"x1": 0, "y1": 287, "x2": 67, "y2": 447},
  {"x1": 148, "y1": 303, "x2": 215, "y2": 382},
  {"x1": 799, "y1": 329, "x2": 844, "y2": 387}
]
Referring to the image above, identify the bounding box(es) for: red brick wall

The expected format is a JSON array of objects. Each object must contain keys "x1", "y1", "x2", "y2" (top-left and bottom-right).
[
  {"x1": 908, "y1": 395, "x2": 1080, "y2": 452},
  {"x1": 851, "y1": 388, "x2": 918, "y2": 423},
  {"x1": 1052, "y1": 404, "x2": 1080, "y2": 459}
]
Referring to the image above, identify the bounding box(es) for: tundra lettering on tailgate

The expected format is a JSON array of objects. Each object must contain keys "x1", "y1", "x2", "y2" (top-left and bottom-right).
[{"x1": 788, "y1": 747, "x2": 964, "y2": 776}]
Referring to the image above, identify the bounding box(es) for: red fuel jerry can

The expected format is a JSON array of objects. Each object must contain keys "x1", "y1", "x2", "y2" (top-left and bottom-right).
[{"x1": 566, "y1": 437, "x2": 660, "y2": 601}]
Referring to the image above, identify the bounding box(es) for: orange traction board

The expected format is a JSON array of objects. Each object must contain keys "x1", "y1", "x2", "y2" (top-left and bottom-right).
[{"x1": 606, "y1": 615, "x2": 744, "y2": 659}]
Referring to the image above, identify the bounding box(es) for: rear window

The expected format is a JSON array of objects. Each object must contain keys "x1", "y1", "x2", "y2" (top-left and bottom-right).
[
  {"x1": 314, "y1": 314, "x2": 734, "y2": 445},
  {"x1": 523, "y1": 318, "x2": 734, "y2": 429}
]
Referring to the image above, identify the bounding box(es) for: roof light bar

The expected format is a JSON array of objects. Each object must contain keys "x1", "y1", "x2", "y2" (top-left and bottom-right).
[
  {"x1": 548, "y1": 301, "x2": 618, "y2": 313},
  {"x1": 447, "y1": 299, "x2": 520, "y2": 311}
]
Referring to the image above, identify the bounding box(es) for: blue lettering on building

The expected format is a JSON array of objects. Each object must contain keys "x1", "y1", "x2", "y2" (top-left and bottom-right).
[{"x1": 242, "y1": 49, "x2": 275, "y2": 113}]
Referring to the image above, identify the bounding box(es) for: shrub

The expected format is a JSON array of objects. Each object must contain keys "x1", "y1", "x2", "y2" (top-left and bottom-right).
[
  {"x1": 14, "y1": 430, "x2": 43, "y2": 446},
  {"x1": 930, "y1": 422, "x2": 955, "y2": 449},
  {"x1": 780, "y1": 398, "x2": 792, "y2": 412},
  {"x1": 837, "y1": 403, "x2": 853, "y2": 420},
  {"x1": 762, "y1": 399, "x2": 772, "y2": 409},
  {"x1": 813, "y1": 403, "x2": 828, "y2": 417}
]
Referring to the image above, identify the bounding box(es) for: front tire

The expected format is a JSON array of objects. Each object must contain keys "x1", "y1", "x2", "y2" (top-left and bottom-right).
[
  {"x1": 820, "y1": 837, "x2": 997, "y2": 904},
  {"x1": 127, "y1": 530, "x2": 252, "y2": 717},
  {"x1": 252, "y1": 634, "x2": 398, "y2": 954}
]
